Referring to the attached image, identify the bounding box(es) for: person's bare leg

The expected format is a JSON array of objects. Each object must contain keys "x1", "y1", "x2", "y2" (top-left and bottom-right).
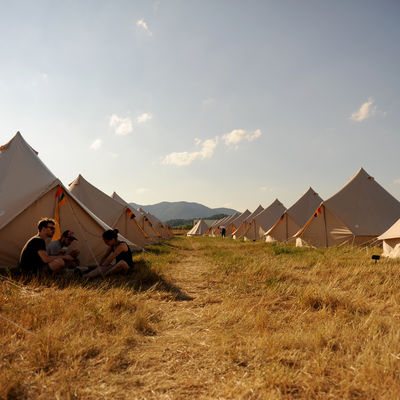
[
  {"x1": 48, "y1": 258, "x2": 65, "y2": 273},
  {"x1": 84, "y1": 265, "x2": 106, "y2": 278},
  {"x1": 103, "y1": 261, "x2": 129, "y2": 276}
]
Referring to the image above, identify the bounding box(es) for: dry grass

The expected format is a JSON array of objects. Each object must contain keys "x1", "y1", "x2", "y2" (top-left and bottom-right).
[{"x1": 1, "y1": 237, "x2": 400, "y2": 399}]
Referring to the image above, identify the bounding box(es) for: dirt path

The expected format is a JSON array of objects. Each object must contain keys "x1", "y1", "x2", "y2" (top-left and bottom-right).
[{"x1": 131, "y1": 244, "x2": 243, "y2": 399}]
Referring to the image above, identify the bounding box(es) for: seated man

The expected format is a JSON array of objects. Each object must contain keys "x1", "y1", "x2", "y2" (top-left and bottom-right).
[
  {"x1": 19, "y1": 218, "x2": 74, "y2": 275},
  {"x1": 47, "y1": 230, "x2": 80, "y2": 268}
]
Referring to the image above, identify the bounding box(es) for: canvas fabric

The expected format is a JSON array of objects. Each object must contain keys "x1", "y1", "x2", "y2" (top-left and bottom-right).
[
  {"x1": 139, "y1": 209, "x2": 173, "y2": 239},
  {"x1": 265, "y1": 187, "x2": 322, "y2": 242},
  {"x1": 296, "y1": 168, "x2": 400, "y2": 247},
  {"x1": 233, "y1": 205, "x2": 264, "y2": 239},
  {"x1": 243, "y1": 200, "x2": 286, "y2": 241},
  {"x1": 187, "y1": 219, "x2": 209, "y2": 236},
  {"x1": 205, "y1": 216, "x2": 227, "y2": 236},
  {"x1": 225, "y1": 210, "x2": 251, "y2": 236},
  {"x1": 69, "y1": 175, "x2": 149, "y2": 248},
  {"x1": 212, "y1": 213, "x2": 240, "y2": 236},
  {"x1": 378, "y1": 218, "x2": 400, "y2": 258},
  {"x1": 112, "y1": 192, "x2": 160, "y2": 242}
]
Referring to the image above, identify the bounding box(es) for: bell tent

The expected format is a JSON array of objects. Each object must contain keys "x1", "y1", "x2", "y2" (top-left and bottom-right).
[
  {"x1": 212, "y1": 213, "x2": 240, "y2": 236},
  {"x1": 265, "y1": 187, "x2": 322, "y2": 242},
  {"x1": 225, "y1": 209, "x2": 251, "y2": 237},
  {"x1": 378, "y1": 219, "x2": 400, "y2": 258},
  {"x1": 111, "y1": 191, "x2": 160, "y2": 242},
  {"x1": 243, "y1": 199, "x2": 286, "y2": 241},
  {"x1": 137, "y1": 208, "x2": 173, "y2": 239},
  {"x1": 0, "y1": 132, "x2": 132, "y2": 268},
  {"x1": 187, "y1": 219, "x2": 209, "y2": 236},
  {"x1": 233, "y1": 205, "x2": 264, "y2": 239},
  {"x1": 69, "y1": 175, "x2": 149, "y2": 249},
  {"x1": 295, "y1": 168, "x2": 400, "y2": 247}
]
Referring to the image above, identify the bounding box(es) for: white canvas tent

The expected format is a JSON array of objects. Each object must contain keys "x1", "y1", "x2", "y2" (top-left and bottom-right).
[
  {"x1": 243, "y1": 199, "x2": 286, "y2": 241},
  {"x1": 205, "y1": 216, "x2": 228, "y2": 236},
  {"x1": 233, "y1": 205, "x2": 264, "y2": 239},
  {"x1": 0, "y1": 132, "x2": 133, "y2": 268},
  {"x1": 69, "y1": 175, "x2": 149, "y2": 249},
  {"x1": 265, "y1": 187, "x2": 322, "y2": 242},
  {"x1": 378, "y1": 219, "x2": 400, "y2": 258},
  {"x1": 187, "y1": 219, "x2": 209, "y2": 236},
  {"x1": 111, "y1": 192, "x2": 160, "y2": 242},
  {"x1": 295, "y1": 168, "x2": 400, "y2": 247},
  {"x1": 225, "y1": 210, "x2": 251, "y2": 237},
  {"x1": 138, "y1": 208, "x2": 173, "y2": 239},
  {"x1": 212, "y1": 213, "x2": 240, "y2": 236}
]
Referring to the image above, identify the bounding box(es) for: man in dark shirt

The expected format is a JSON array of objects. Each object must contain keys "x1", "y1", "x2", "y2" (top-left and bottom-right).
[{"x1": 19, "y1": 218, "x2": 73, "y2": 275}]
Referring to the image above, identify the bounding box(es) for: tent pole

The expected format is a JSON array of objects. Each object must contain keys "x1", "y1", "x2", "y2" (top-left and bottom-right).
[{"x1": 323, "y1": 206, "x2": 329, "y2": 248}]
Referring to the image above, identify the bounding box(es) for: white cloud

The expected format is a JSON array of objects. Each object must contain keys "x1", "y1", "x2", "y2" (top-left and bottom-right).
[
  {"x1": 90, "y1": 138, "x2": 102, "y2": 150},
  {"x1": 136, "y1": 112, "x2": 153, "y2": 124},
  {"x1": 137, "y1": 19, "x2": 152, "y2": 35},
  {"x1": 109, "y1": 114, "x2": 133, "y2": 136},
  {"x1": 136, "y1": 187, "x2": 149, "y2": 195},
  {"x1": 350, "y1": 98, "x2": 377, "y2": 122},
  {"x1": 222, "y1": 129, "x2": 262, "y2": 149},
  {"x1": 202, "y1": 97, "x2": 216, "y2": 106},
  {"x1": 162, "y1": 137, "x2": 218, "y2": 166}
]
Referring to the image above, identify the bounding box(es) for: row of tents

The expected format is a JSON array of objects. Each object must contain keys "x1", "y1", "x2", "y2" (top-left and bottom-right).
[
  {"x1": 0, "y1": 132, "x2": 173, "y2": 269},
  {"x1": 189, "y1": 168, "x2": 400, "y2": 258}
]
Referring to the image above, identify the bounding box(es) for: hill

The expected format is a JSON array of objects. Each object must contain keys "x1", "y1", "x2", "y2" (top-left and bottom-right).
[{"x1": 129, "y1": 201, "x2": 237, "y2": 222}]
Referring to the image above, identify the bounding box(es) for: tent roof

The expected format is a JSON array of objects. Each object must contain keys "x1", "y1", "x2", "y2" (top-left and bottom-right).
[
  {"x1": 69, "y1": 175, "x2": 127, "y2": 227},
  {"x1": 324, "y1": 168, "x2": 400, "y2": 236},
  {"x1": 253, "y1": 199, "x2": 286, "y2": 230},
  {"x1": 219, "y1": 213, "x2": 240, "y2": 227},
  {"x1": 378, "y1": 218, "x2": 400, "y2": 240},
  {"x1": 286, "y1": 187, "x2": 323, "y2": 228},
  {"x1": 245, "y1": 205, "x2": 264, "y2": 222},
  {"x1": 0, "y1": 132, "x2": 59, "y2": 230},
  {"x1": 111, "y1": 191, "x2": 141, "y2": 218},
  {"x1": 228, "y1": 209, "x2": 251, "y2": 228},
  {"x1": 215, "y1": 216, "x2": 230, "y2": 226},
  {"x1": 187, "y1": 219, "x2": 209, "y2": 236}
]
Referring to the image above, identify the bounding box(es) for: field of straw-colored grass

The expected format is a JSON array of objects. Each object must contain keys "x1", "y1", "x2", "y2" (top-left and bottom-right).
[{"x1": 1, "y1": 235, "x2": 400, "y2": 399}]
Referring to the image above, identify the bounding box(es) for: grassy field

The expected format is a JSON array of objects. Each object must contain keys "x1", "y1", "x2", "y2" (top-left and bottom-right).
[{"x1": 1, "y1": 235, "x2": 400, "y2": 399}]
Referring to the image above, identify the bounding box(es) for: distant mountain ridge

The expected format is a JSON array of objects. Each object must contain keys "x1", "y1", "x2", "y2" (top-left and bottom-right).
[{"x1": 129, "y1": 201, "x2": 238, "y2": 222}]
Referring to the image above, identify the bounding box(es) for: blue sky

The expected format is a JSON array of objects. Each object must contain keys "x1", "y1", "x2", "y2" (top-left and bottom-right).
[{"x1": 1, "y1": 1, "x2": 400, "y2": 212}]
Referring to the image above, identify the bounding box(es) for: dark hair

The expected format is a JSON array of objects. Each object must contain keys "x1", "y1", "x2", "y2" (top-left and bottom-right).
[
  {"x1": 37, "y1": 218, "x2": 55, "y2": 232},
  {"x1": 102, "y1": 229, "x2": 119, "y2": 240}
]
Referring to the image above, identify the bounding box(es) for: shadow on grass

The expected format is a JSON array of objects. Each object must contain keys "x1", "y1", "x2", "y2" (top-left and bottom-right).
[{"x1": 4, "y1": 258, "x2": 193, "y2": 302}]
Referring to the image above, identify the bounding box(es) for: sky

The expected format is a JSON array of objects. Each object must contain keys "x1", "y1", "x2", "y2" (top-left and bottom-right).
[{"x1": 1, "y1": 0, "x2": 400, "y2": 212}]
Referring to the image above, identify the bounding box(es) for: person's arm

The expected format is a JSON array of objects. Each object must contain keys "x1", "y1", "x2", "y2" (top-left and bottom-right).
[
  {"x1": 37, "y1": 250, "x2": 73, "y2": 264},
  {"x1": 101, "y1": 243, "x2": 127, "y2": 267},
  {"x1": 99, "y1": 247, "x2": 112, "y2": 265}
]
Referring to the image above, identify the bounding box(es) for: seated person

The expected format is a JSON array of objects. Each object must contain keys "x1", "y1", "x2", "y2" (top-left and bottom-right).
[
  {"x1": 84, "y1": 229, "x2": 133, "y2": 278},
  {"x1": 47, "y1": 230, "x2": 80, "y2": 268},
  {"x1": 19, "y1": 218, "x2": 74, "y2": 275}
]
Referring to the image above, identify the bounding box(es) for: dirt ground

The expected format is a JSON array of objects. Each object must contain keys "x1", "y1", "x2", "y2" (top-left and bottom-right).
[{"x1": 131, "y1": 246, "x2": 247, "y2": 399}]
